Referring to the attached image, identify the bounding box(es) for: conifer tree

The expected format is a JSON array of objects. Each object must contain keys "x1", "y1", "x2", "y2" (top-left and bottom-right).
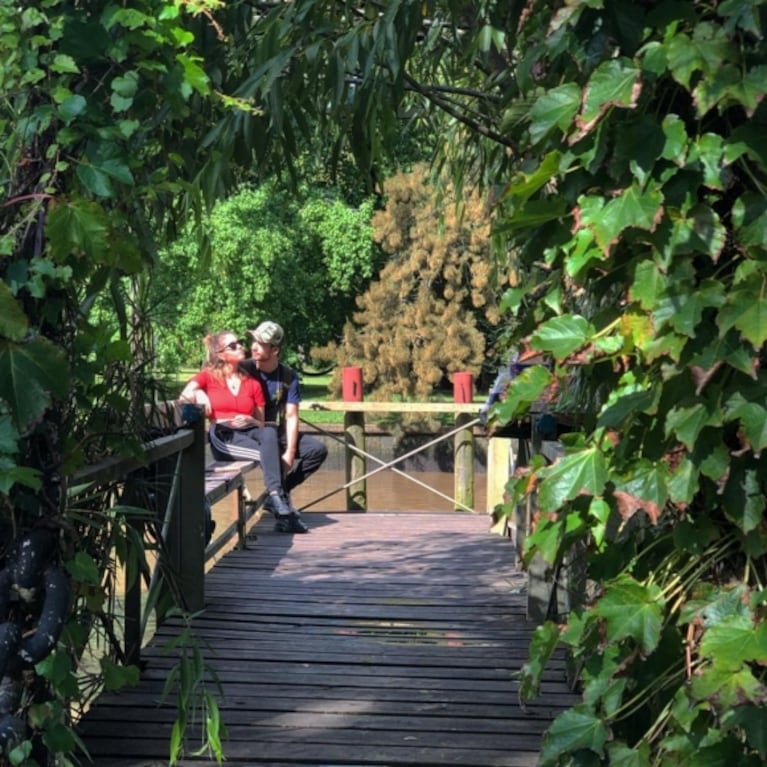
[{"x1": 319, "y1": 165, "x2": 505, "y2": 400}]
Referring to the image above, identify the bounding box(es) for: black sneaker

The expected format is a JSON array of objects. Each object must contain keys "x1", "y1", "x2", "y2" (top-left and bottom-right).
[
  {"x1": 274, "y1": 513, "x2": 309, "y2": 534},
  {"x1": 267, "y1": 493, "x2": 292, "y2": 517}
]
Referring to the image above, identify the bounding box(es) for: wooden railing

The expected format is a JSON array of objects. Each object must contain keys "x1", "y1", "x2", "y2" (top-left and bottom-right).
[{"x1": 300, "y1": 400, "x2": 485, "y2": 512}]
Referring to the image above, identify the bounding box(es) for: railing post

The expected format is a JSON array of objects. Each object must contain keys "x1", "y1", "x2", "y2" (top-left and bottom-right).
[
  {"x1": 453, "y1": 372, "x2": 474, "y2": 511},
  {"x1": 342, "y1": 366, "x2": 366, "y2": 511},
  {"x1": 122, "y1": 472, "x2": 144, "y2": 666},
  {"x1": 171, "y1": 412, "x2": 206, "y2": 612}
]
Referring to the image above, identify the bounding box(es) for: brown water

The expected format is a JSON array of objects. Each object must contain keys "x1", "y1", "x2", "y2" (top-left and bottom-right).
[
  {"x1": 211, "y1": 469, "x2": 490, "y2": 544},
  {"x1": 252, "y1": 468, "x2": 488, "y2": 514}
]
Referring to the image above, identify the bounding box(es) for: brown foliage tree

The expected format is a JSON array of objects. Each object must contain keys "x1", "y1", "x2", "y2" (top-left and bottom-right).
[{"x1": 318, "y1": 165, "x2": 505, "y2": 401}]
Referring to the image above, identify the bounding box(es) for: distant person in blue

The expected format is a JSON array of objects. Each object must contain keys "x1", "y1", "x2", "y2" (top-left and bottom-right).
[{"x1": 239, "y1": 321, "x2": 328, "y2": 532}]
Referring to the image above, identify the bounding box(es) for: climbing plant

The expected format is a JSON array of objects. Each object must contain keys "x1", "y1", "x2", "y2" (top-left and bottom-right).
[{"x1": 488, "y1": 4, "x2": 767, "y2": 765}]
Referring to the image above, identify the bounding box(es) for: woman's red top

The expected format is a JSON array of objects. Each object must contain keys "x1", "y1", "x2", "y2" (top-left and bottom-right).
[{"x1": 191, "y1": 369, "x2": 265, "y2": 420}]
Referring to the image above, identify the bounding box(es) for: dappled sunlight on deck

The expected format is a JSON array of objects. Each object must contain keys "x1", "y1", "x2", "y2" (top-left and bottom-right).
[{"x1": 78, "y1": 511, "x2": 577, "y2": 767}]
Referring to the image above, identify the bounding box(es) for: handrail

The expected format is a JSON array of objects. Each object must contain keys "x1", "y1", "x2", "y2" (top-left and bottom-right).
[
  {"x1": 302, "y1": 400, "x2": 480, "y2": 414},
  {"x1": 298, "y1": 399, "x2": 482, "y2": 512},
  {"x1": 68, "y1": 419, "x2": 207, "y2": 665}
]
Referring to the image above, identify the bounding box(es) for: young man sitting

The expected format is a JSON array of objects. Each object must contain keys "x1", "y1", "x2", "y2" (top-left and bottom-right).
[{"x1": 240, "y1": 321, "x2": 328, "y2": 531}]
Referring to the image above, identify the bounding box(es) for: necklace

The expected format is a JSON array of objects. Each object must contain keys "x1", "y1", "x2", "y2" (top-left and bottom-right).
[{"x1": 226, "y1": 376, "x2": 241, "y2": 395}]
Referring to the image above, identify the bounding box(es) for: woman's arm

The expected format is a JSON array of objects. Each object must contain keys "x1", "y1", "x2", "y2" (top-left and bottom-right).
[{"x1": 179, "y1": 380, "x2": 212, "y2": 416}]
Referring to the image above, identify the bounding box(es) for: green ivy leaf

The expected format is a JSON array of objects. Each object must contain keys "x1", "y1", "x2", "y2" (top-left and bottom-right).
[
  {"x1": 669, "y1": 279, "x2": 726, "y2": 337},
  {"x1": 606, "y1": 739, "x2": 651, "y2": 767},
  {"x1": 666, "y1": 29, "x2": 733, "y2": 90},
  {"x1": 100, "y1": 657, "x2": 140, "y2": 692},
  {"x1": 731, "y1": 192, "x2": 767, "y2": 249},
  {"x1": 529, "y1": 84, "x2": 581, "y2": 144},
  {"x1": 593, "y1": 575, "x2": 665, "y2": 653},
  {"x1": 591, "y1": 185, "x2": 664, "y2": 253},
  {"x1": 0, "y1": 337, "x2": 69, "y2": 432},
  {"x1": 612, "y1": 460, "x2": 668, "y2": 521},
  {"x1": 690, "y1": 665, "x2": 763, "y2": 708},
  {"x1": 539, "y1": 705, "x2": 609, "y2": 766},
  {"x1": 65, "y1": 551, "x2": 100, "y2": 585},
  {"x1": 497, "y1": 198, "x2": 569, "y2": 232},
  {"x1": 718, "y1": 288, "x2": 767, "y2": 348},
  {"x1": 504, "y1": 151, "x2": 563, "y2": 204},
  {"x1": 597, "y1": 376, "x2": 658, "y2": 429},
  {"x1": 665, "y1": 402, "x2": 722, "y2": 450},
  {"x1": 667, "y1": 456, "x2": 699, "y2": 506},
  {"x1": 41, "y1": 721, "x2": 76, "y2": 753},
  {"x1": 722, "y1": 467, "x2": 765, "y2": 534},
  {"x1": 537, "y1": 447, "x2": 607, "y2": 512},
  {"x1": 524, "y1": 513, "x2": 563, "y2": 566},
  {"x1": 661, "y1": 114, "x2": 688, "y2": 161},
  {"x1": 532, "y1": 314, "x2": 594, "y2": 360},
  {"x1": 86, "y1": 141, "x2": 134, "y2": 185},
  {"x1": 0, "y1": 460, "x2": 41, "y2": 495},
  {"x1": 0, "y1": 415, "x2": 20, "y2": 454},
  {"x1": 678, "y1": 205, "x2": 727, "y2": 259},
  {"x1": 520, "y1": 621, "x2": 561, "y2": 701},
  {"x1": 580, "y1": 58, "x2": 641, "y2": 126},
  {"x1": 700, "y1": 617, "x2": 767, "y2": 671},
  {"x1": 76, "y1": 163, "x2": 114, "y2": 197},
  {"x1": 724, "y1": 393, "x2": 767, "y2": 452},
  {"x1": 0, "y1": 282, "x2": 29, "y2": 341},
  {"x1": 46, "y1": 199, "x2": 109, "y2": 263},
  {"x1": 493, "y1": 364, "x2": 554, "y2": 422},
  {"x1": 630, "y1": 260, "x2": 667, "y2": 310},
  {"x1": 722, "y1": 706, "x2": 767, "y2": 758}
]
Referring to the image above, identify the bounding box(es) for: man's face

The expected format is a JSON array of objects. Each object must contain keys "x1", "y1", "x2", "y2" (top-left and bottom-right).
[{"x1": 250, "y1": 341, "x2": 278, "y2": 363}]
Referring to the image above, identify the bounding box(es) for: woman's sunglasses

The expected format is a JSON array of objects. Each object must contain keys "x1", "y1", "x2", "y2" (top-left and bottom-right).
[{"x1": 218, "y1": 340, "x2": 243, "y2": 352}]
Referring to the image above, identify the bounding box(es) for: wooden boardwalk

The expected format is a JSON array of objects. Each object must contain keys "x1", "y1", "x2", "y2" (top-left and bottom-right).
[{"x1": 78, "y1": 512, "x2": 577, "y2": 766}]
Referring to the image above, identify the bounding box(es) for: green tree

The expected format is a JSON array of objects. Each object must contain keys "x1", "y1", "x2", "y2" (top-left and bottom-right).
[
  {"x1": 151, "y1": 182, "x2": 380, "y2": 370},
  {"x1": 318, "y1": 164, "x2": 504, "y2": 400}
]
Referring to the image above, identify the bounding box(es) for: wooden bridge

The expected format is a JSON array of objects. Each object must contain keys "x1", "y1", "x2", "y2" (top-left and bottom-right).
[{"x1": 77, "y1": 509, "x2": 577, "y2": 767}]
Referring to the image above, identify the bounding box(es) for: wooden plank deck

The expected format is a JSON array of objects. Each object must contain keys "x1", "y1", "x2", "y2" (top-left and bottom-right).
[{"x1": 78, "y1": 512, "x2": 577, "y2": 766}]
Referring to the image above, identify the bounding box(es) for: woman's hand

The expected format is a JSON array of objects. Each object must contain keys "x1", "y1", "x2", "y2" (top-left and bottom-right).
[{"x1": 227, "y1": 414, "x2": 262, "y2": 428}]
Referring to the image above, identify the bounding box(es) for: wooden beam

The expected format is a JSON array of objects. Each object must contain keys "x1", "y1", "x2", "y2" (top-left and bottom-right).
[{"x1": 303, "y1": 400, "x2": 480, "y2": 414}]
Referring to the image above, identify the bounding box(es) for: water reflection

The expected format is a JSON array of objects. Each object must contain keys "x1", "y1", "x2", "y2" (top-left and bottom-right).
[{"x1": 263, "y1": 469, "x2": 488, "y2": 513}]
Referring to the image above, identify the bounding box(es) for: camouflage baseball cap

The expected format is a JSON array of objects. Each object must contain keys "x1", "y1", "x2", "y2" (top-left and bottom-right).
[{"x1": 248, "y1": 321, "x2": 285, "y2": 346}]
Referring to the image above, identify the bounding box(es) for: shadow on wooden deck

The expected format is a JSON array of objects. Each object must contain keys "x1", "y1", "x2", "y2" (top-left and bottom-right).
[{"x1": 77, "y1": 511, "x2": 577, "y2": 767}]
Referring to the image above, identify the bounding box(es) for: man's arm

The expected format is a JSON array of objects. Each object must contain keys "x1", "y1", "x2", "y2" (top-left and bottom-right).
[{"x1": 282, "y1": 402, "x2": 299, "y2": 471}]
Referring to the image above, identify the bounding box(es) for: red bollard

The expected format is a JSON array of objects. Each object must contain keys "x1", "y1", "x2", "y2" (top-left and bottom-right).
[
  {"x1": 342, "y1": 366, "x2": 363, "y2": 402},
  {"x1": 453, "y1": 372, "x2": 474, "y2": 403}
]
